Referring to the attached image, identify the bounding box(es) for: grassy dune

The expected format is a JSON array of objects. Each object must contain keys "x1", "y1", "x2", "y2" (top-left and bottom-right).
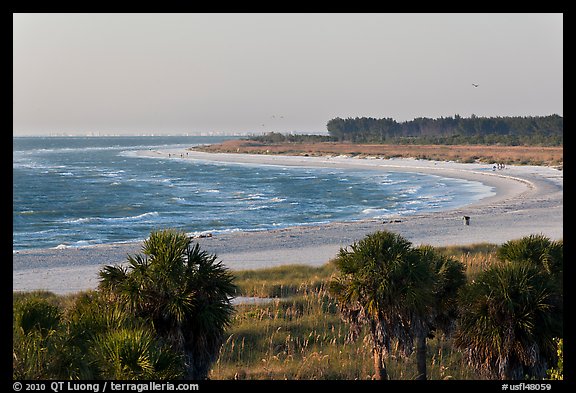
[
  {"x1": 211, "y1": 244, "x2": 499, "y2": 380},
  {"x1": 194, "y1": 140, "x2": 563, "y2": 167}
]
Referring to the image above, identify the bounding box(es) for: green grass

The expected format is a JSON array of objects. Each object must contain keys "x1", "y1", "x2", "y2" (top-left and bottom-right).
[{"x1": 232, "y1": 263, "x2": 336, "y2": 298}]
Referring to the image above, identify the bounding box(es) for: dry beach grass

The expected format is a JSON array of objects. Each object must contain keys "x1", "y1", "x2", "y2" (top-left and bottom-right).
[{"x1": 196, "y1": 140, "x2": 563, "y2": 167}]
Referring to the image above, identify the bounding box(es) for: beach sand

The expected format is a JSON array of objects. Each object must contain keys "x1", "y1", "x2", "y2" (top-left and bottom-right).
[{"x1": 13, "y1": 149, "x2": 563, "y2": 295}]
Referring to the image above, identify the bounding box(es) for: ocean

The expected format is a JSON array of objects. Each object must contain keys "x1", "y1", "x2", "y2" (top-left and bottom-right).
[{"x1": 13, "y1": 136, "x2": 494, "y2": 251}]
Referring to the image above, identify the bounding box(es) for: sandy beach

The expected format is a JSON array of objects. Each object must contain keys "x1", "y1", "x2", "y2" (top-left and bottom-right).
[{"x1": 13, "y1": 149, "x2": 563, "y2": 294}]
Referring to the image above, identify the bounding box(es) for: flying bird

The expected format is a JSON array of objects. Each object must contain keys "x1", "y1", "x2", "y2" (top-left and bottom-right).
[{"x1": 472, "y1": 83, "x2": 479, "y2": 88}]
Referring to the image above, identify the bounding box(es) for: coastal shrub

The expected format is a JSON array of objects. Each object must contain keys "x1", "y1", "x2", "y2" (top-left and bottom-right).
[
  {"x1": 14, "y1": 297, "x2": 61, "y2": 336},
  {"x1": 12, "y1": 290, "x2": 186, "y2": 380},
  {"x1": 13, "y1": 296, "x2": 62, "y2": 379},
  {"x1": 90, "y1": 328, "x2": 185, "y2": 380}
]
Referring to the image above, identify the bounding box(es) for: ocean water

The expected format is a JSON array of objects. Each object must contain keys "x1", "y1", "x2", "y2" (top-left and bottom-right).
[{"x1": 13, "y1": 136, "x2": 494, "y2": 251}]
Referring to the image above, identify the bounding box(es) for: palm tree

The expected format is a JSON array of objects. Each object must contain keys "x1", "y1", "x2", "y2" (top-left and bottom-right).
[
  {"x1": 453, "y1": 261, "x2": 558, "y2": 379},
  {"x1": 497, "y1": 234, "x2": 563, "y2": 297},
  {"x1": 413, "y1": 246, "x2": 466, "y2": 380},
  {"x1": 99, "y1": 229, "x2": 237, "y2": 380},
  {"x1": 328, "y1": 231, "x2": 435, "y2": 380}
]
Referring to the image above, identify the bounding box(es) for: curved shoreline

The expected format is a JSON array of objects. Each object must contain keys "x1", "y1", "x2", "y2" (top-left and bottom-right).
[{"x1": 13, "y1": 150, "x2": 563, "y2": 294}]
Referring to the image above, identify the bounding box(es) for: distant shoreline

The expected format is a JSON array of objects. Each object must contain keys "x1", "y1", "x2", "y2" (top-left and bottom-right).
[{"x1": 13, "y1": 149, "x2": 562, "y2": 294}]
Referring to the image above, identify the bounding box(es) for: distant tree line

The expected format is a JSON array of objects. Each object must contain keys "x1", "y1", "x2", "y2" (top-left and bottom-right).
[
  {"x1": 326, "y1": 114, "x2": 563, "y2": 146},
  {"x1": 249, "y1": 132, "x2": 334, "y2": 144}
]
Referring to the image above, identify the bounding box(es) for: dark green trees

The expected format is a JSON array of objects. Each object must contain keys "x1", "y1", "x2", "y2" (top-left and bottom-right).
[
  {"x1": 99, "y1": 229, "x2": 237, "y2": 380},
  {"x1": 326, "y1": 115, "x2": 563, "y2": 145}
]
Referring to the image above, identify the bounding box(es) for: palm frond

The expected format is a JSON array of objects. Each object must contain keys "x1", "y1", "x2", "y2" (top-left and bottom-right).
[{"x1": 98, "y1": 264, "x2": 128, "y2": 292}]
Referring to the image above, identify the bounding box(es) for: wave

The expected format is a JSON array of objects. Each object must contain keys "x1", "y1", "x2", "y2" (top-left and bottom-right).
[
  {"x1": 52, "y1": 240, "x2": 96, "y2": 249},
  {"x1": 246, "y1": 205, "x2": 271, "y2": 211},
  {"x1": 186, "y1": 228, "x2": 245, "y2": 238},
  {"x1": 362, "y1": 207, "x2": 390, "y2": 215},
  {"x1": 238, "y1": 193, "x2": 265, "y2": 201},
  {"x1": 294, "y1": 175, "x2": 319, "y2": 180},
  {"x1": 13, "y1": 160, "x2": 68, "y2": 171},
  {"x1": 62, "y1": 212, "x2": 160, "y2": 225},
  {"x1": 402, "y1": 186, "x2": 422, "y2": 195}
]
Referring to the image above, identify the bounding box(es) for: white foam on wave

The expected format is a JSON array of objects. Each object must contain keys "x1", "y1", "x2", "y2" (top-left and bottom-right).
[
  {"x1": 63, "y1": 212, "x2": 160, "y2": 224},
  {"x1": 362, "y1": 207, "x2": 390, "y2": 215},
  {"x1": 246, "y1": 205, "x2": 271, "y2": 211},
  {"x1": 52, "y1": 240, "x2": 97, "y2": 249}
]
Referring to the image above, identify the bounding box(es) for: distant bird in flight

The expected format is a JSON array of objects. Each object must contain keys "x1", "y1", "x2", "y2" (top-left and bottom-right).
[{"x1": 472, "y1": 83, "x2": 479, "y2": 88}]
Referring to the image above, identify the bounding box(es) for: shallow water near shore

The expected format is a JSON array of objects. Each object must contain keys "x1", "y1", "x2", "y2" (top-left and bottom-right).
[{"x1": 14, "y1": 136, "x2": 495, "y2": 252}]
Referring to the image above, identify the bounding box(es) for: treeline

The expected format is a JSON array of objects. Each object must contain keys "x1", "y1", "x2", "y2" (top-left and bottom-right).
[
  {"x1": 326, "y1": 114, "x2": 563, "y2": 146},
  {"x1": 249, "y1": 132, "x2": 334, "y2": 144}
]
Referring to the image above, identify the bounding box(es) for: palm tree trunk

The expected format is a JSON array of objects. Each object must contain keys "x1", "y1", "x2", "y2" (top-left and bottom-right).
[
  {"x1": 373, "y1": 347, "x2": 389, "y2": 380},
  {"x1": 415, "y1": 334, "x2": 427, "y2": 380},
  {"x1": 183, "y1": 350, "x2": 197, "y2": 380}
]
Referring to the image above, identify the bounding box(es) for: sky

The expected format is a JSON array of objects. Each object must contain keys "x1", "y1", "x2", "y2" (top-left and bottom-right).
[{"x1": 13, "y1": 13, "x2": 563, "y2": 136}]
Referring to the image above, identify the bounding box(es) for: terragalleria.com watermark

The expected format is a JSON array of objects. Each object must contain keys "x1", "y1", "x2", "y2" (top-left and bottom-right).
[{"x1": 13, "y1": 382, "x2": 199, "y2": 393}]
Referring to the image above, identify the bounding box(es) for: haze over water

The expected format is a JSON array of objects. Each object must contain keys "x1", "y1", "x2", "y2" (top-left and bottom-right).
[{"x1": 13, "y1": 136, "x2": 494, "y2": 251}]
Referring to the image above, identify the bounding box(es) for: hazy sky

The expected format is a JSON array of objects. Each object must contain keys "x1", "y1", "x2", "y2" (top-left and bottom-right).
[{"x1": 13, "y1": 13, "x2": 563, "y2": 135}]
